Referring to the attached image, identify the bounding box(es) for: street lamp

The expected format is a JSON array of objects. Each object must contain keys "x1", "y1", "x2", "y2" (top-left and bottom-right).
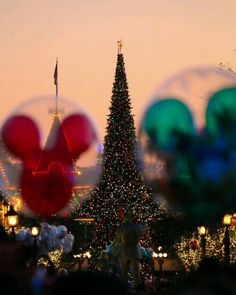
[
  {"x1": 30, "y1": 222, "x2": 41, "y2": 237},
  {"x1": 197, "y1": 226, "x2": 208, "y2": 259},
  {"x1": 5, "y1": 205, "x2": 19, "y2": 240},
  {"x1": 153, "y1": 246, "x2": 168, "y2": 273},
  {"x1": 152, "y1": 246, "x2": 168, "y2": 288},
  {"x1": 30, "y1": 221, "x2": 41, "y2": 264},
  {"x1": 223, "y1": 214, "x2": 232, "y2": 267}
]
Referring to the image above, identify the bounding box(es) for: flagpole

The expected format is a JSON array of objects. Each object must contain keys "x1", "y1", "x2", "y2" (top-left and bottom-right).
[{"x1": 55, "y1": 58, "x2": 58, "y2": 115}]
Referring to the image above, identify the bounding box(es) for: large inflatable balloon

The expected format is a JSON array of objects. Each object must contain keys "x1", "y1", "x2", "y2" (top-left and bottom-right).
[
  {"x1": 16, "y1": 223, "x2": 74, "y2": 255},
  {"x1": 1, "y1": 96, "x2": 98, "y2": 216},
  {"x1": 140, "y1": 86, "x2": 236, "y2": 223}
]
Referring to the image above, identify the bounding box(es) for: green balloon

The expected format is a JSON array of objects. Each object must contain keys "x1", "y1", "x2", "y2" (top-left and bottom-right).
[
  {"x1": 142, "y1": 98, "x2": 195, "y2": 150},
  {"x1": 205, "y1": 87, "x2": 236, "y2": 137}
]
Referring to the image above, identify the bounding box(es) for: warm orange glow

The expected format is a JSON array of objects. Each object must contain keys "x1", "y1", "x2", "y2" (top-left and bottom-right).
[
  {"x1": 73, "y1": 185, "x2": 92, "y2": 190},
  {"x1": 198, "y1": 226, "x2": 208, "y2": 236},
  {"x1": 0, "y1": 1, "x2": 236, "y2": 141},
  {"x1": 31, "y1": 226, "x2": 40, "y2": 237},
  {"x1": 9, "y1": 196, "x2": 22, "y2": 212},
  {"x1": 223, "y1": 214, "x2": 232, "y2": 226},
  {"x1": 8, "y1": 215, "x2": 18, "y2": 227},
  {"x1": 74, "y1": 218, "x2": 95, "y2": 223}
]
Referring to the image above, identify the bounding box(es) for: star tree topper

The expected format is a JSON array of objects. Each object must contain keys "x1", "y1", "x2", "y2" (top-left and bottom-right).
[{"x1": 117, "y1": 39, "x2": 124, "y2": 54}]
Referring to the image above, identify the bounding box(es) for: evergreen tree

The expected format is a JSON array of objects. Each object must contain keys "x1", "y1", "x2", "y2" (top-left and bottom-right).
[{"x1": 80, "y1": 45, "x2": 161, "y2": 254}]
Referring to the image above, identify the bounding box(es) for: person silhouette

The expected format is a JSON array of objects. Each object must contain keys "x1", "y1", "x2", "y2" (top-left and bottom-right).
[
  {"x1": 97, "y1": 250, "x2": 111, "y2": 273},
  {"x1": 113, "y1": 212, "x2": 145, "y2": 288}
]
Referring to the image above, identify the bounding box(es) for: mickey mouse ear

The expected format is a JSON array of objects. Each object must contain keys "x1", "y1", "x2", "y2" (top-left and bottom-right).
[
  {"x1": 1, "y1": 115, "x2": 40, "y2": 160},
  {"x1": 60, "y1": 113, "x2": 97, "y2": 158},
  {"x1": 205, "y1": 87, "x2": 236, "y2": 140},
  {"x1": 141, "y1": 98, "x2": 196, "y2": 152}
]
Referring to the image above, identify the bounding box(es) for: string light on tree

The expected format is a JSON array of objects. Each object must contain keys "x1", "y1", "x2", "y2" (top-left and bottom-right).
[
  {"x1": 174, "y1": 225, "x2": 236, "y2": 271},
  {"x1": 80, "y1": 42, "x2": 161, "y2": 262}
]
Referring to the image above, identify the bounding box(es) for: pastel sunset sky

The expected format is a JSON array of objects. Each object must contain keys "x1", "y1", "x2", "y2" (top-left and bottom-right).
[{"x1": 1, "y1": 0, "x2": 236, "y2": 141}]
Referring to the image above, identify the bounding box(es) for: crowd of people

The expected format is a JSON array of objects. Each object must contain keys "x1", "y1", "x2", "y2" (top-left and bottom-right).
[
  {"x1": 0, "y1": 231, "x2": 130, "y2": 295},
  {"x1": 1, "y1": 219, "x2": 236, "y2": 294}
]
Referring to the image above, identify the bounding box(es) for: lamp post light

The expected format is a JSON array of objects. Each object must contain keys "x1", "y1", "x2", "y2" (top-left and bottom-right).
[
  {"x1": 5, "y1": 205, "x2": 19, "y2": 240},
  {"x1": 152, "y1": 246, "x2": 168, "y2": 286},
  {"x1": 197, "y1": 226, "x2": 208, "y2": 259},
  {"x1": 30, "y1": 221, "x2": 41, "y2": 264},
  {"x1": 223, "y1": 214, "x2": 232, "y2": 267}
]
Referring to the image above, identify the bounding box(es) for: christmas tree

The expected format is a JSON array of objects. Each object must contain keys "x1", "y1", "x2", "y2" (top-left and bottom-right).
[{"x1": 80, "y1": 41, "x2": 161, "y2": 254}]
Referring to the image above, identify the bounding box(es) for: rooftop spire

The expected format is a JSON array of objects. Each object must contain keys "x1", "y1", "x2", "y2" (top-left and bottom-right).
[{"x1": 117, "y1": 39, "x2": 123, "y2": 54}]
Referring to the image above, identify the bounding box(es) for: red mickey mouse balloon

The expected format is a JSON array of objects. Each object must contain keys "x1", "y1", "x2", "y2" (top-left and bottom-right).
[{"x1": 1, "y1": 113, "x2": 97, "y2": 217}]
